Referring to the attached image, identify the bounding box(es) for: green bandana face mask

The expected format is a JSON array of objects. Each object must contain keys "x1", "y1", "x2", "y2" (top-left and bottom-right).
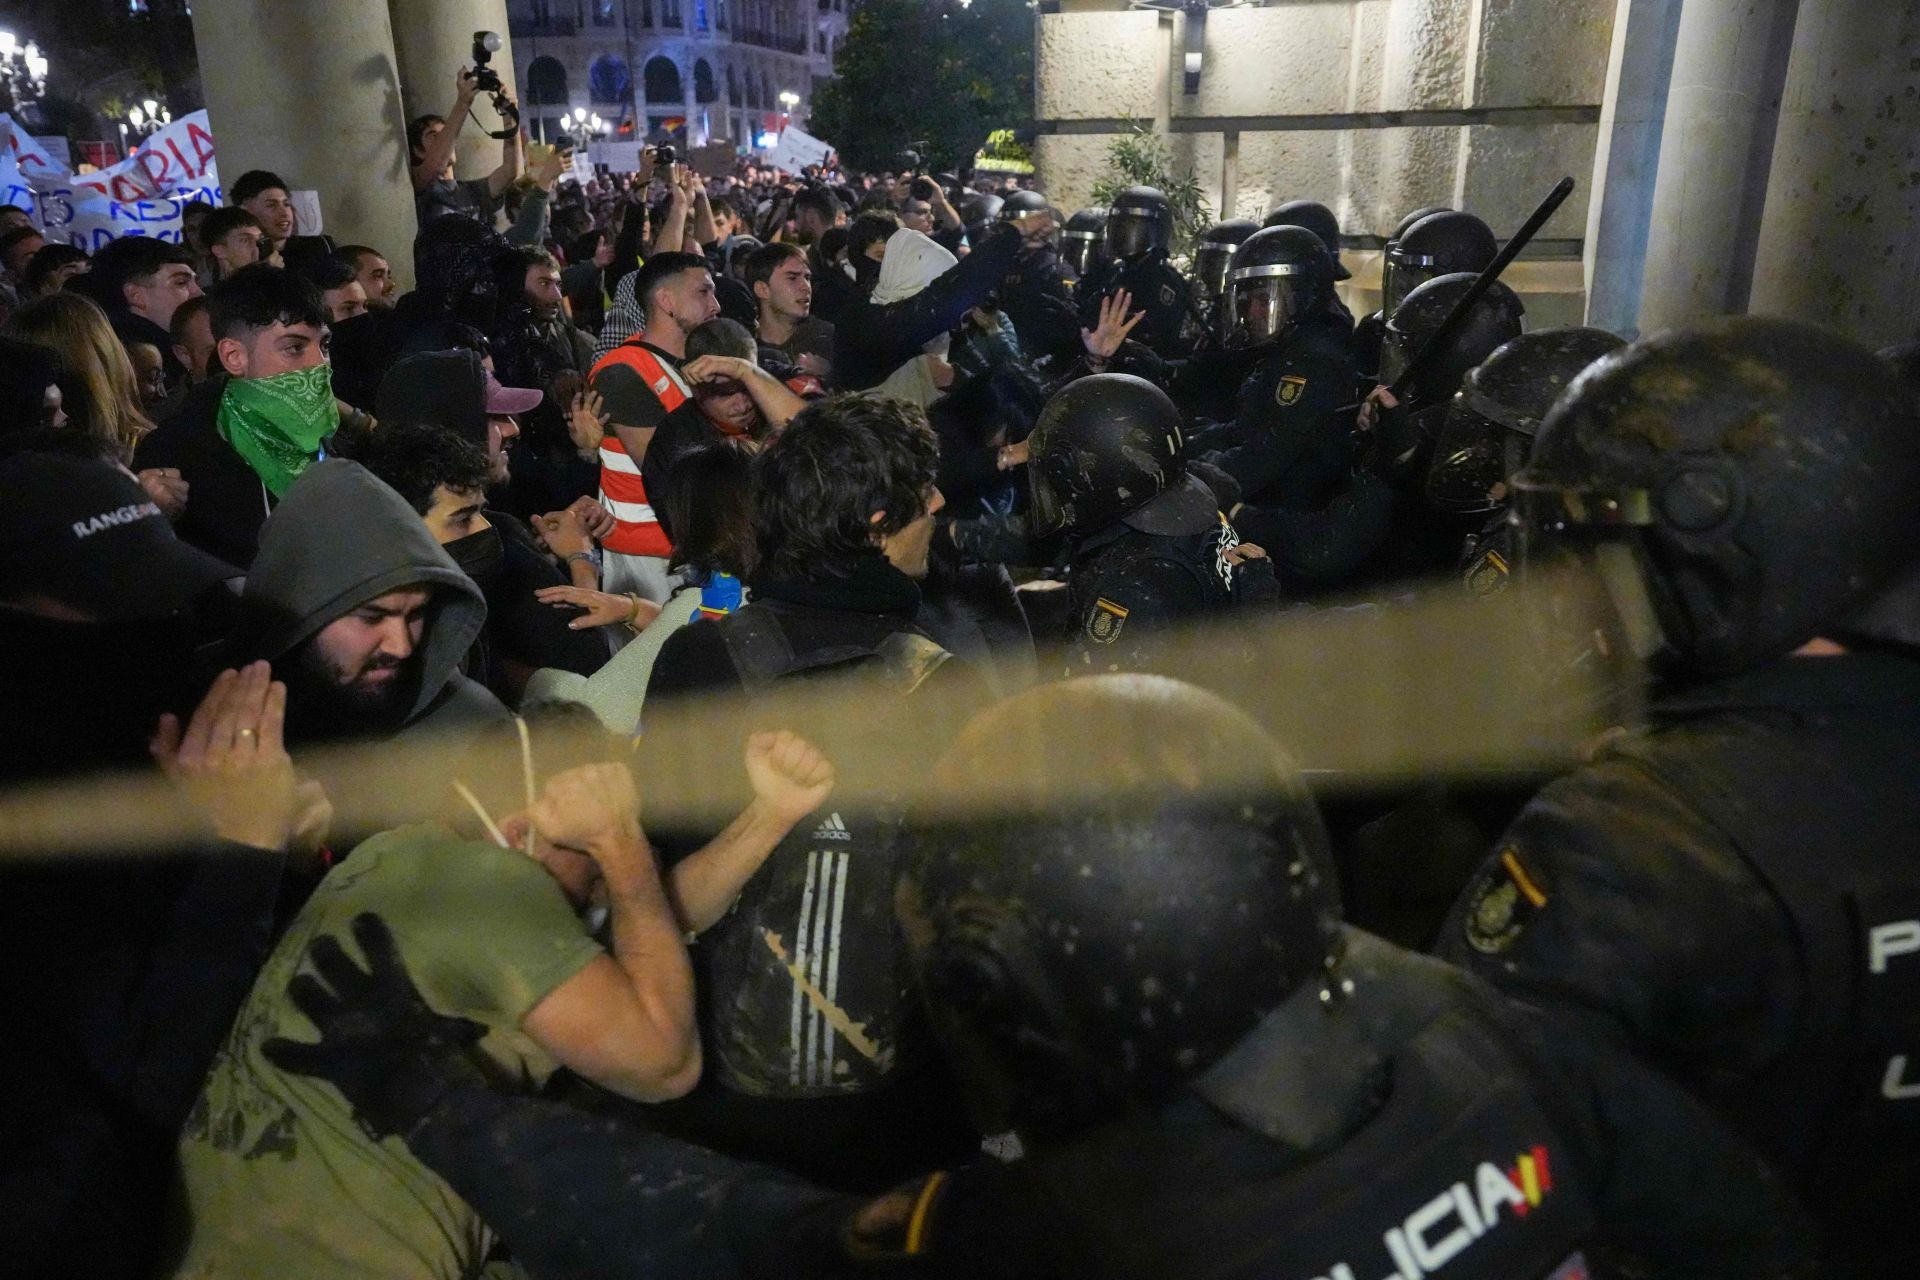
[{"x1": 216, "y1": 363, "x2": 337, "y2": 496}]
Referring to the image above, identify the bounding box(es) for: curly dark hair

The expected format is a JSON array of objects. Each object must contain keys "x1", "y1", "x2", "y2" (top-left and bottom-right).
[
  {"x1": 751, "y1": 392, "x2": 940, "y2": 584},
  {"x1": 362, "y1": 418, "x2": 492, "y2": 515}
]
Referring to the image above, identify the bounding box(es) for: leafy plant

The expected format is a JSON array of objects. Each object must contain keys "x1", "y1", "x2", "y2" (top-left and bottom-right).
[{"x1": 1089, "y1": 120, "x2": 1213, "y2": 262}]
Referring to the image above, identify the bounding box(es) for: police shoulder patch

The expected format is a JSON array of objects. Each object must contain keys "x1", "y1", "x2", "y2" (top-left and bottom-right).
[
  {"x1": 1087, "y1": 597, "x2": 1130, "y2": 645},
  {"x1": 1463, "y1": 846, "x2": 1548, "y2": 955},
  {"x1": 1275, "y1": 374, "x2": 1309, "y2": 407},
  {"x1": 1158, "y1": 283, "x2": 1177, "y2": 307}
]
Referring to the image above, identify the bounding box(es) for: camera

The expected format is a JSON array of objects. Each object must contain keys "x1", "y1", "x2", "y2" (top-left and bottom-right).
[
  {"x1": 650, "y1": 144, "x2": 676, "y2": 167},
  {"x1": 910, "y1": 175, "x2": 938, "y2": 202},
  {"x1": 469, "y1": 31, "x2": 520, "y2": 139}
]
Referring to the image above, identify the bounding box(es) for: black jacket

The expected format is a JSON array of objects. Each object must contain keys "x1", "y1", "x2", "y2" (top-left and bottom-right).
[
  {"x1": 831, "y1": 223, "x2": 1023, "y2": 391},
  {"x1": 133, "y1": 377, "x2": 275, "y2": 569},
  {"x1": 1437, "y1": 650, "x2": 1920, "y2": 1277}
]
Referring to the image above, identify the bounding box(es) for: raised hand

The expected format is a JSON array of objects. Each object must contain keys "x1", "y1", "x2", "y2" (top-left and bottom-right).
[
  {"x1": 150, "y1": 662, "x2": 300, "y2": 852},
  {"x1": 529, "y1": 762, "x2": 644, "y2": 854},
  {"x1": 743, "y1": 730, "x2": 836, "y2": 827},
  {"x1": 569, "y1": 388, "x2": 609, "y2": 455},
  {"x1": 1082, "y1": 289, "x2": 1145, "y2": 362}
]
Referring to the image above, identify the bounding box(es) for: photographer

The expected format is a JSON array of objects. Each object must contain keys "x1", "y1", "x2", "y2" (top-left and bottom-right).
[{"x1": 410, "y1": 66, "x2": 524, "y2": 230}]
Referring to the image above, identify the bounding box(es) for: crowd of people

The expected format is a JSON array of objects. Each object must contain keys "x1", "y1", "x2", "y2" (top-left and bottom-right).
[{"x1": 1, "y1": 61, "x2": 1917, "y2": 1280}]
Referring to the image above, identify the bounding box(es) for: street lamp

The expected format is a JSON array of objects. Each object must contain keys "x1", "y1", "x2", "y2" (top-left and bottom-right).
[
  {"x1": 777, "y1": 89, "x2": 799, "y2": 133},
  {"x1": 0, "y1": 28, "x2": 52, "y2": 120}
]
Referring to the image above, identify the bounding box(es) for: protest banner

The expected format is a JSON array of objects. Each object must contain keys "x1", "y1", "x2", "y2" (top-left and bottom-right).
[
  {"x1": 765, "y1": 125, "x2": 832, "y2": 176},
  {"x1": 0, "y1": 110, "x2": 222, "y2": 250}
]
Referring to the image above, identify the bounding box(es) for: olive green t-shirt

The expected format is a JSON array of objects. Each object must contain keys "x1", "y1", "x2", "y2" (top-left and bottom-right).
[{"x1": 167, "y1": 824, "x2": 606, "y2": 1279}]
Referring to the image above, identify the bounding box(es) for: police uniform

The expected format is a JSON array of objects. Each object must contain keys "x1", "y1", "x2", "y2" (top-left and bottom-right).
[
  {"x1": 360, "y1": 933, "x2": 1816, "y2": 1280},
  {"x1": 1437, "y1": 651, "x2": 1920, "y2": 1277},
  {"x1": 1062, "y1": 508, "x2": 1267, "y2": 676},
  {"x1": 1076, "y1": 251, "x2": 1194, "y2": 363},
  {"x1": 1001, "y1": 244, "x2": 1082, "y2": 365},
  {"x1": 1200, "y1": 312, "x2": 1360, "y2": 511}
]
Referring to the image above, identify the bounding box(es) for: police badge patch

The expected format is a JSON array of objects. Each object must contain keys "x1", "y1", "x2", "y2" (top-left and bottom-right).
[
  {"x1": 1276, "y1": 374, "x2": 1309, "y2": 407},
  {"x1": 1463, "y1": 847, "x2": 1548, "y2": 954},
  {"x1": 1159, "y1": 284, "x2": 1177, "y2": 307},
  {"x1": 1087, "y1": 598, "x2": 1130, "y2": 645}
]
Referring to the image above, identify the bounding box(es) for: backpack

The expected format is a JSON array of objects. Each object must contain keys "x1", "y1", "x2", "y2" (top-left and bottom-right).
[{"x1": 697, "y1": 602, "x2": 951, "y2": 1098}]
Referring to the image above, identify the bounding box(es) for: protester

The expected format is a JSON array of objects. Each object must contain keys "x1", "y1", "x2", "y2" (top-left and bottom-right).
[
  {"x1": 588, "y1": 251, "x2": 721, "y2": 603},
  {"x1": 0, "y1": 452, "x2": 315, "y2": 1279},
  {"x1": 198, "y1": 206, "x2": 268, "y2": 283},
  {"x1": 335, "y1": 243, "x2": 399, "y2": 309},
  {"x1": 409, "y1": 68, "x2": 522, "y2": 228},
  {"x1": 133, "y1": 265, "x2": 333, "y2": 566},
  {"x1": 166, "y1": 705, "x2": 834, "y2": 1280},
  {"x1": 20, "y1": 241, "x2": 89, "y2": 298},
  {"x1": 363, "y1": 418, "x2": 608, "y2": 707},
  {"x1": 86, "y1": 236, "x2": 204, "y2": 391},
  {"x1": 229, "y1": 169, "x2": 297, "y2": 259},
  {"x1": 310, "y1": 256, "x2": 370, "y2": 322}
]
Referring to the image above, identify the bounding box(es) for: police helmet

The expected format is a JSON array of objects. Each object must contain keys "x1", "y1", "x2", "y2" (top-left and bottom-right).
[
  {"x1": 1027, "y1": 374, "x2": 1217, "y2": 539},
  {"x1": 1514, "y1": 316, "x2": 1920, "y2": 677},
  {"x1": 960, "y1": 191, "x2": 1005, "y2": 243},
  {"x1": 1379, "y1": 271, "x2": 1525, "y2": 407},
  {"x1": 897, "y1": 675, "x2": 1343, "y2": 1141},
  {"x1": 1263, "y1": 200, "x2": 1351, "y2": 281},
  {"x1": 1426, "y1": 327, "x2": 1625, "y2": 515},
  {"x1": 1224, "y1": 225, "x2": 1334, "y2": 351},
  {"x1": 1104, "y1": 185, "x2": 1173, "y2": 263},
  {"x1": 1062, "y1": 206, "x2": 1110, "y2": 279},
  {"x1": 1192, "y1": 218, "x2": 1260, "y2": 304},
  {"x1": 999, "y1": 189, "x2": 1050, "y2": 221},
  {"x1": 1383, "y1": 211, "x2": 1496, "y2": 317}
]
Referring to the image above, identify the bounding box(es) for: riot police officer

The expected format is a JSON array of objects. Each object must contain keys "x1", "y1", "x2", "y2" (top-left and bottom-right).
[
  {"x1": 1027, "y1": 375, "x2": 1274, "y2": 673},
  {"x1": 1382, "y1": 210, "x2": 1498, "y2": 318},
  {"x1": 1436, "y1": 316, "x2": 1920, "y2": 1278},
  {"x1": 1424, "y1": 327, "x2": 1626, "y2": 597},
  {"x1": 1263, "y1": 199, "x2": 1355, "y2": 330},
  {"x1": 257, "y1": 680, "x2": 1816, "y2": 1279},
  {"x1": 1195, "y1": 225, "x2": 1360, "y2": 512},
  {"x1": 1355, "y1": 204, "x2": 1454, "y2": 375},
  {"x1": 1058, "y1": 206, "x2": 1109, "y2": 287},
  {"x1": 1189, "y1": 217, "x2": 1260, "y2": 340},
  {"x1": 996, "y1": 189, "x2": 1082, "y2": 364},
  {"x1": 1075, "y1": 185, "x2": 1194, "y2": 361},
  {"x1": 1354, "y1": 270, "x2": 1527, "y2": 584}
]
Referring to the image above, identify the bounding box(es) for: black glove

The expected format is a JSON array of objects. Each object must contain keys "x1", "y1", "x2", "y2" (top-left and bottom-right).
[{"x1": 262, "y1": 912, "x2": 488, "y2": 1141}]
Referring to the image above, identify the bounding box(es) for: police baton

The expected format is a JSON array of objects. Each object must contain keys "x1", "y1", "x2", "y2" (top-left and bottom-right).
[{"x1": 1385, "y1": 176, "x2": 1576, "y2": 404}]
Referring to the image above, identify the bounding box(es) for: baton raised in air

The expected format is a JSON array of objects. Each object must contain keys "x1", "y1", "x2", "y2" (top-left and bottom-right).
[{"x1": 1386, "y1": 176, "x2": 1576, "y2": 404}]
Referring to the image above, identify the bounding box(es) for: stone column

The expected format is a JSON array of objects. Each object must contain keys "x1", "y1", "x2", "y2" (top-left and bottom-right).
[
  {"x1": 189, "y1": 0, "x2": 418, "y2": 281},
  {"x1": 388, "y1": 0, "x2": 518, "y2": 181},
  {"x1": 1582, "y1": 0, "x2": 1684, "y2": 335},
  {"x1": 1635, "y1": 0, "x2": 1801, "y2": 331},
  {"x1": 1746, "y1": 0, "x2": 1920, "y2": 345}
]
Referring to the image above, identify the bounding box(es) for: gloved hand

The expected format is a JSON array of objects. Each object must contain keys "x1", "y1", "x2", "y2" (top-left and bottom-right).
[{"x1": 262, "y1": 912, "x2": 488, "y2": 1141}]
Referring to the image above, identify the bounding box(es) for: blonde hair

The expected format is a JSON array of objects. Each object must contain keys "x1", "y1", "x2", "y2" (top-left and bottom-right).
[{"x1": 3, "y1": 291, "x2": 156, "y2": 462}]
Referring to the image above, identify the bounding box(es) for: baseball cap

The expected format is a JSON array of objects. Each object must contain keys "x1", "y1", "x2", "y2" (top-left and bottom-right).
[
  {"x1": 483, "y1": 370, "x2": 543, "y2": 417},
  {"x1": 0, "y1": 454, "x2": 238, "y2": 620}
]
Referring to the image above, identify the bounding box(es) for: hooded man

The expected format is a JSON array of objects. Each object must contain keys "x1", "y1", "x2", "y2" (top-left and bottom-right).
[{"x1": 241, "y1": 458, "x2": 508, "y2": 758}]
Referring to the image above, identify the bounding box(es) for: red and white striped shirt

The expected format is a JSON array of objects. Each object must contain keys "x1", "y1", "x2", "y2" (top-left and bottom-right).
[{"x1": 588, "y1": 337, "x2": 690, "y2": 559}]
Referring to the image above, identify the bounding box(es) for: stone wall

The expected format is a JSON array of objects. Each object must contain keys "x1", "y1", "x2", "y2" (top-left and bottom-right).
[{"x1": 1035, "y1": 0, "x2": 1615, "y2": 319}]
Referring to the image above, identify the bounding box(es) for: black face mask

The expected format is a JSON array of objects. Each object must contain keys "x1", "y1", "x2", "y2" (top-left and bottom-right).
[
  {"x1": 0, "y1": 611, "x2": 198, "y2": 785},
  {"x1": 444, "y1": 526, "x2": 505, "y2": 589}
]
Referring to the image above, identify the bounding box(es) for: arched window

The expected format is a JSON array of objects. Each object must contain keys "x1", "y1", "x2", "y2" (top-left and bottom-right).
[
  {"x1": 644, "y1": 56, "x2": 684, "y2": 104},
  {"x1": 694, "y1": 59, "x2": 717, "y2": 104},
  {"x1": 589, "y1": 55, "x2": 631, "y2": 104},
  {"x1": 525, "y1": 56, "x2": 568, "y2": 106},
  {"x1": 745, "y1": 70, "x2": 762, "y2": 109}
]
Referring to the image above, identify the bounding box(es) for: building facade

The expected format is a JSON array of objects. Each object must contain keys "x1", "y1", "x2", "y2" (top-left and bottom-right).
[{"x1": 507, "y1": 0, "x2": 846, "y2": 151}]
